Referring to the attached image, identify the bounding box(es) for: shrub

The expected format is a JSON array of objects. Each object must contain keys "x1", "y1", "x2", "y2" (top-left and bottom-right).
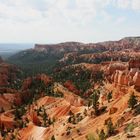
[
  {"x1": 91, "y1": 90, "x2": 100, "y2": 115},
  {"x1": 99, "y1": 129, "x2": 106, "y2": 140},
  {"x1": 86, "y1": 133, "x2": 96, "y2": 140},
  {"x1": 128, "y1": 93, "x2": 138, "y2": 109},
  {"x1": 124, "y1": 122, "x2": 137, "y2": 133},
  {"x1": 106, "y1": 119, "x2": 115, "y2": 137},
  {"x1": 134, "y1": 104, "x2": 140, "y2": 115},
  {"x1": 107, "y1": 91, "x2": 112, "y2": 103}
]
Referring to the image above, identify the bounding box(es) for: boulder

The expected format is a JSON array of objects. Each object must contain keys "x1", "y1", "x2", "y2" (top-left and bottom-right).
[{"x1": 109, "y1": 107, "x2": 118, "y2": 115}]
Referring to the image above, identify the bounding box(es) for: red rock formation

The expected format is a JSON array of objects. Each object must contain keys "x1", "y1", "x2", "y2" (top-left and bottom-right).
[
  {"x1": 118, "y1": 71, "x2": 129, "y2": 87},
  {"x1": 30, "y1": 111, "x2": 41, "y2": 126},
  {"x1": 36, "y1": 74, "x2": 52, "y2": 86},
  {"x1": 110, "y1": 61, "x2": 140, "y2": 92},
  {"x1": 133, "y1": 71, "x2": 140, "y2": 91},
  {"x1": 109, "y1": 107, "x2": 118, "y2": 115},
  {"x1": 107, "y1": 63, "x2": 127, "y2": 75},
  {"x1": 0, "y1": 62, "x2": 18, "y2": 86},
  {"x1": 22, "y1": 74, "x2": 52, "y2": 90},
  {"x1": 22, "y1": 77, "x2": 32, "y2": 90},
  {"x1": 106, "y1": 62, "x2": 127, "y2": 83},
  {"x1": 129, "y1": 59, "x2": 140, "y2": 70},
  {"x1": 64, "y1": 80, "x2": 80, "y2": 95}
]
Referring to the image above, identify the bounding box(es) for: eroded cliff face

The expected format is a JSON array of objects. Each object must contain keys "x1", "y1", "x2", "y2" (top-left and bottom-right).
[
  {"x1": 105, "y1": 62, "x2": 127, "y2": 83},
  {"x1": 133, "y1": 71, "x2": 140, "y2": 92},
  {"x1": 108, "y1": 59, "x2": 140, "y2": 92}
]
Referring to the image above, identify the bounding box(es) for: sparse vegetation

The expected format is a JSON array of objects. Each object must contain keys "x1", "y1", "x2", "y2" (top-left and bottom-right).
[
  {"x1": 53, "y1": 66, "x2": 104, "y2": 96},
  {"x1": 99, "y1": 129, "x2": 106, "y2": 140},
  {"x1": 128, "y1": 93, "x2": 138, "y2": 109},
  {"x1": 134, "y1": 104, "x2": 140, "y2": 115},
  {"x1": 1, "y1": 38, "x2": 140, "y2": 140},
  {"x1": 91, "y1": 90, "x2": 100, "y2": 115},
  {"x1": 124, "y1": 122, "x2": 137, "y2": 133},
  {"x1": 86, "y1": 133, "x2": 96, "y2": 140},
  {"x1": 51, "y1": 135, "x2": 55, "y2": 140},
  {"x1": 107, "y1": 91, "x2": 112, "y2": 103},
  {"x1": 106, "y1": 119, "x2": 115, "y2": 137}
]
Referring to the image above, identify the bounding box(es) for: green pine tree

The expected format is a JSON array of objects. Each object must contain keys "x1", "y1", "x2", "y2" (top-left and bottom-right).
[
  {"x1": 128, "y1": 93, "x2": 138, "y2": 109},
  {"x1": 99, "y1": 129, "x2": 106, "y2": 140},
  {"x1": 107, "y1": 92, "x2": 112, "y2": 103},
  {"x1": 51, "y1": 135, "x2": 55, "y2": 140},
  {"x1": 92, "y1": 90, "x2": 99, "y2": 115},
  {"x1": 106, "y1": 119, "x2": 115, "y2": 137}
]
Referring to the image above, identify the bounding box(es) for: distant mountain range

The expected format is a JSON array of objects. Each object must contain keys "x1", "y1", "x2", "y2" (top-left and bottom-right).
[
  {"x1": 5, "y1": 36, "x2": 140, "y2": 76},
  {"x1": 0, "y1": 44, "x2": 33, "y2": 59},
  {"x1": 8, "y1": 36, "x2": 140, "y2": 61}
]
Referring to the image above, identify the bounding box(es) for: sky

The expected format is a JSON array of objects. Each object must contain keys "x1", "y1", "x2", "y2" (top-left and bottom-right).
[{"x1": 0, "y1": 0, "x2": 140, "y2": 44}]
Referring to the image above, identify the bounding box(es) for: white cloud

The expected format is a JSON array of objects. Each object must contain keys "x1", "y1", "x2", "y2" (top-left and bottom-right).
[
  {"x1": 114, "y1": 0, "x2": 131, "y2": 9},
  {"x1": 132, "y1": 0, "x2": 140, "y2": 11},
  {"x1": 0, "y1": 0, "x2": 139, "y2": 43},
  {"x1": 112, "y1": 0, "x2": 140, "y2": 11},
  {"x1": 115, "y1": 17, "x2": 126, "y2": 25},
  {"x1": 0, "y1": 0, "x2": 113, "y2": 24}
]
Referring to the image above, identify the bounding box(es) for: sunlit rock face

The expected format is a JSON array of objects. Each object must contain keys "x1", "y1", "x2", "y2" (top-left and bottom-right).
[
  {"x1": 109, "y1": 59, "x2": 140, "y2": 92},
  {"x1": 133, "y1": 71, "x2": 140, "y2": 92},
  {"x1": 105, "y1": 62, "x2": 127, "y2": 83},
  {"x1": 112, "y1": 70, "x2": 129, "y2": 92}
]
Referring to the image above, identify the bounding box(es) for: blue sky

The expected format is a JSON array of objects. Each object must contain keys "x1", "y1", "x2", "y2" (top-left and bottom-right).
[{"x1": 0, "y1": 0, "x2": 140, "y2": 43}]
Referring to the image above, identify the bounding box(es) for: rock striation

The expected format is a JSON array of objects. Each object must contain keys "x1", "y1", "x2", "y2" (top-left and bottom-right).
[{"x1": 109, "y1": 59, "x2": 140, "y2": 92}]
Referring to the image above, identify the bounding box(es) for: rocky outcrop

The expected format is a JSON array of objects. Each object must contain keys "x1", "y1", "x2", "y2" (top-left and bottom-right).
[
  {"x1": 110, "y1": 60, "x2": 140, "y2": 92},
  {"x1": 133, "y1": 71, "x2": 140, "y2": 92},
  {"x1": 106, "y1": 62, "x2": 127, "y2": 83},
  {"x1": 54, "y1": 83, "x2": 84, "y2": 107},
  {"x1": 117, "y1": 71, "x2": 129, "y2": 87},
  {"x1": 64, "y1": 80, "x2": 80, "y2": 95},
  {"x1": 36, "y1": 74, "x2": 52, "y2": 86},
  {"x1": 22, "y1": 74, "x2": 52, "y2": 90},
  {"x1": 109, "y1": 107, "x2": 118, "y2": 115},
  {"x1": 22, "y1": 77, "x2": 32, "y2": 90},
  {"x1": 107, "y1": 63, "x2": 127, "y2": 75},
  {"x1": 0, "y1": 63, "x2": 18, "y2": 86}
]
